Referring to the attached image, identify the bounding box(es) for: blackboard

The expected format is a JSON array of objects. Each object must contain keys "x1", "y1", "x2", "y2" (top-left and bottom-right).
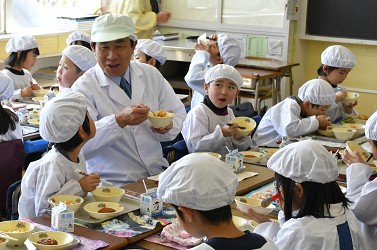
[{"x1": 306, "y1": 0, "x2": 377, "y2": 40}]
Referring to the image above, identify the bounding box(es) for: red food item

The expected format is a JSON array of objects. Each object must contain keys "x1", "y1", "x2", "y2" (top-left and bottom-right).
[
  {"x1": 244, "y1": 154, "x2": 256, "y2": 158},
  {"x1": 98, "y1": 207, "x2": 116, "y2": 213},
  {"x1": 37, "y1": 238, "x2": 58, "y2": 245}
]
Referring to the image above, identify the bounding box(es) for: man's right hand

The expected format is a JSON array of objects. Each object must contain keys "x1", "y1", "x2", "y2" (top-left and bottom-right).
[{"x1": 115, "y1": 104, "x2": 150, "y2": 128}]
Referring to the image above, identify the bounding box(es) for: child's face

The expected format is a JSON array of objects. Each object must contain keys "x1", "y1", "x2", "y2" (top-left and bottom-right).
[
  {"x1": 56, "y1": 56, "x2": 83, "y2": 89},
  {"x1": 323, "y1": 66, "x2": 351, "y2": 85},
  {"x1": 207, "y1": 41, "x2": 221, "y2": 66},
  {"x1": 20, "y1": 50, "x2": 37, "y2": 71},
  {"x1": 304, "y1": 103, "x2": 330, "y2": 117},
  {"x1": 368, "y1": 140, "x2": 377, "y2": 159},
  {"x1": 133, "y1": 49, "x2": 147, "y2": 64},
  {"x1": 205, "y1": 78, "x2": 239, "y2": 108}
]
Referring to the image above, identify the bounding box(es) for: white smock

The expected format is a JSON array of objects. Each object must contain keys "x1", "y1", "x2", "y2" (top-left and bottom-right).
[
  {"x1": 251, "y1": 98, "x2": 319, "y2": 147},
  {"x1": 1, "y1": 68, "x2": 38, "y2": 100},
  {"x1": 0, "y1": 106, "x2": 22, "y2": 141},
  {"x1": 71, "y1": 63, "x2": 186, "y2": 186},
  {"x1": 184, "y1": 50, "x2": 210, "y2": 109},
  {"x1": 327, "y1": 86, "x2": 357, "y2": 123},
  {"x1": 346, "y1": 163, "x2": 377, "y2": 250},
  {"x1": 18, "y1": 147, "x2": 86, "y2": 219},
  {"x1": 182, "y1": 103, "x2": 251, "y2": 155},
  {"x1": 254, "y1": 203, "x2": 365, "y2": 249}
]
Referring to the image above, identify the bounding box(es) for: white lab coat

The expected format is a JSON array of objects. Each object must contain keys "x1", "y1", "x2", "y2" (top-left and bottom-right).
[
  {"x1": 18, "y1": 147, "x2": 86, "y2": 219},
  {"x1": 182, "y1": 103, "x2": 251, "y2": 156},
  {"x1": 184, "y1": 50, "x2": 210, "y2": 109},
  {"x1": 0, "y1": 106, "x2": 22, "y2": 141},
  {"x1": 346, "y1": 163, "x2": 377, "y2": 250},
  {"x1": 327, "y1": 87, "x2": 357, "y2": 123},
  {"x1": 251, "y1": 98, "x2": 319, "y2": 147},
  {"x1": 71, "y1": 63, "x2": 186, "y2": 186},
  {"x1": 2, "y1": 68, "x2": 38, "y2": 100},
  {"x1": 254, "y1": 203, "x2": 365, "y2": 249}
]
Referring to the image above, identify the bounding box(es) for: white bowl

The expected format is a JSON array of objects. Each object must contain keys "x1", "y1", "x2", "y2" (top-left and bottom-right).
[
  {"x1": 198, "y1": 152, "x2": 222, "y2": 159},
  {"x1": 0, "y1": 220, "x2": 35, "y2": 246},
  {"x1": 230, "y1": 116, "x2": 257, "y2": 137},
  {"x1": 28, "y1": 118, "x2": 40, "y2": 126},
  {"x1": 232, "y1": 216, "x2": 246, "y2": 228},
  {"x1": 148, "y1": 111, "x2": 174, "y2": 128},
  {"x1": 346, "y1": 141, "x2": 371, "y2": 162},
  {"x1": 84, "y1": 202, "x2": 124, "y2": 220},
  {"x1": 249, "y1": 220, "x2": 259, "y2": 229},
  {"x1": 263, "y1": 148, "x2": 279, "y2": 159},
  {"x1": 0, "y1": 238, "x2": 8, "y2": 250},
  {"x1": 318, "y1": 125, "x2": 336, "y2": 137},
  {"x1": 92, "y1": 187, "x2": 125, "y2": 203},
  {"x1": 32, "y1": 97, "x2": 44, "y2": 103},
  {"x1": 235, "y1": 196, "x2": 275, "y2": 215},
  {"x1": 29, "y1": 110, "x2": 41, "y2": 118},
  {"x1": 342, "y1": 123, "x2": 365, "y2": 137},
  {"x1": 33, "y1": 89, "x2": 50, "y2": 97},
  {"x1": 354, "y1": 115, "x2": 369, "y2": 125},
  {"x1": 48, "y1": 195, "x2": 84, "y2": 213},
  {"x1": 342, "y1": 91, "x2": 359, "y2": 106},
  {"x1": 240, "y1": 151, "x2": 265, "y2": 164},
  {"x1": 332, "y1": 127, "x2": 356, "y2": 140},
  {"x1": 28, "y1": 231, "x2": 74, "y2": 250}
]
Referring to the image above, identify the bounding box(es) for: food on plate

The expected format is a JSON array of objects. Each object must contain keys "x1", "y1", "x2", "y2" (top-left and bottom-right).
[
  {"x1": 155, "y1": 110, "x2": 167, "y2": 117},
  {"x1": 63, "y1": 200, "x2": 76, "y2": 205},
  {"x1": 355, "y1": 115, "x2": 369, "y2": 120},
  {"x1": 0, "y1": 238, "x2": 5, "y2": 243},
  {"x1": 37, "y1": 238, "x2": 58, "y2": 245},
  {"x1": 98, "y1": 206, "x2": 116, "y2": 213},
  {"x1": 243, "y1": 154, "x2": 257, "y2": 158}
]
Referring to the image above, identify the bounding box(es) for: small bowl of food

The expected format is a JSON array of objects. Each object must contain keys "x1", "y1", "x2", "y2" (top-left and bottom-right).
[
  {"x1": 354, "y1": 115, "x2": 369, "y2": 125},
  {"x1": 342, "y1": 91, "x2": 359, "y2": 106},
  {"x1": 232, "y1": 216, "x2": 246, "y2": 229},
  {"x1": 47, "y1": 195, "x2": 84, "y2": 213},
  {"x1": 332, "y1": 127, "x2": 356, "y2": 141},
  {"x1": 32, "y1": 97, "x2": 44, "y2": 103},
  {"x1": 230, "y1": 117, "x2": 257, "y2": 137},
  {"x1": 148, "y1": 110, "x2": 175, "y2": 128},
  {"x1": 263, "y1": 148, "x2": 279, "y2": 159},
  {"x1": 345, "y1": 141, "x2": 371, "y2": 162},
  {"x1": 0, "y1": 220, "x2": 35, "y2": 246},
  {"x1": 198, "y1": 152, "x2": 222, "y2": 159},
  {"x1": 240, "y1": 151, "x2": 265, "y2": 164},
  {"x1": 0, "y1": 237, "x2": 9, "y2": 250},
  {"x1": 29, "y1": 109, "x2": 41, "y2": 119},
  {"x1": 33, "y1": 89, "x2": 49, "y2": 97},
  {"x1": 28, "y1": 230, "x2": 74, "y2": 250},
  {"x1": 84, "y1": 202, "x2": 124, "y2": 220},
  {"x1": 235, "y1": 196, "x2": 275, "y2": 215},
  {"x1": 343, "y1": 123, "x2": 365, "y2": 137},
  {"x1": 318, "y1": 125, "x2": 336, "y2": 137},
  {"x1": 92, "y1": 186, "x2": 125, "y2": 203},
  {"x1": 28, "y1": 118, "x2": 40, "y2": 126}
]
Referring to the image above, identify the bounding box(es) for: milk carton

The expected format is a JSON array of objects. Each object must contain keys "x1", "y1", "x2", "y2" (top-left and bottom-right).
[
  {"x1": 140, "y1": 188, "x2": 163, "y2": 217},
  {"x1": 51, "y1": 202, "x2": 74, "y2": 232},
  {"x1": 225, "y1": 149, "x2": 244, "y2": 171}
]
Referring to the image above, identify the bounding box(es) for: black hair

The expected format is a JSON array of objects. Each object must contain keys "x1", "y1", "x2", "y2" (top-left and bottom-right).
[
  {"x1": 171, "y1": 203, "x2": 232, "y2": 225},
  {"x1": 92, "y1": 38, "x2": 135, "y2": 50},
  {"x1": 275, "y1": 173, "x2": 349, "y2": 221},
  {"x1": 5, "y1": 48, "x2": 40, "y2": 67},
  {"x1": 71, "y1": 40, "x2": 92, "y2": 51},
  {"x1": 0, "y1": 105, "x2": 19, "y2": 134},
  {"x1": 317, "y1": 64, "x2": 338, "y2": 77},
  {"x1": 53, "y1": 113, "x2": 91, "y2": 152},
  {"x1": 145, "y1": 54, "x2": 161, "y2": 69}
]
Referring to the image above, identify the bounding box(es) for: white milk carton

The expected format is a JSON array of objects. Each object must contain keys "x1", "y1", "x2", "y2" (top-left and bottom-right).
[
  {"x1": 51, "y1": 202, "x2": 74, "y2": 232},
  {"x1": 140, "y1": 188, "x2": 163, "y2": 217},
  {"x1": 225, "y1": 149, "x2": 244, "y2": 171}
]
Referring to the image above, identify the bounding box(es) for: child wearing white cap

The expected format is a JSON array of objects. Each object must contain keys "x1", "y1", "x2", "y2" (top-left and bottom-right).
[
  {"x1": 318, "y1": 45, "x2": 358, "y2": 122},
  {"x1": 185, "y1": 33, "x2": 241, "y2": 109},
  {"x1": 245, "y1": 140, "x2": 365, "y2": 249},
  {"x1": 343, "y1": 111, "x2": 377, "y2": 250},
  {"x1": 18, "y1": 92, "x2": 101, "y2": 219},
  {"x1": 2, "y1": 34, "x2": 43, "y2": 100},
  {"x1": 0, "y1": 71, "x2": 22, "y2": 141},
  {"x1": 66, "y1": 31, "x2": 92, "y2": 51},
  {"x1": 134, "y1": 39, "x2": 167, "y2": 69},
  {"x1": 251, "y1": 79, "x2": 334, "y2": 147},
  {"x1": 182, "y1": 64, "x2": 252, "y2": 156},
  {"x1": 56, "y1": 45, "x2": 96, "y2": 90},
  {"x1": 157, "y1": 153, "x2": 277, "y2": 249}
]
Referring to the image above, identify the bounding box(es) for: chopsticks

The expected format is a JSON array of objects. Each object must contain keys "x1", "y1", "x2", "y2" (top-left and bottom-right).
[
  {"x1": 226, "y1": 123, "x2": 246, "y2": 130},
  {"x1": 74, "y1": 169, "x2": 113, "y2": 186},
  {"x1": 366, "y1": 153, "x2": 374, "y2": 163}
]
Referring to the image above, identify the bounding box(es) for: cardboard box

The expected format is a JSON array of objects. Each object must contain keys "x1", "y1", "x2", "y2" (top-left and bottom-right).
[
  {"x1": 140, "y1": 188, "x2": 163, "y2": 217},
  {"x1": 51, "y1": 203, "x2": 74, "y2": 232},
  {"x1": 225, "y1": 149, "x2": 244, "y2": 171}
]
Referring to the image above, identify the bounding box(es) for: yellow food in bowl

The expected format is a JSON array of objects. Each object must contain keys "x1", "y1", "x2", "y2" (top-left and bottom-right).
[
  {"x1": 0, "y1": 220, "x2": 35, "y2": 246},
  {"x1": 48, "y1": 195, "x2": 84, "y2": 213},
  {"x1": 148, "y1": 111, "x2": 175, "y2": 128}
]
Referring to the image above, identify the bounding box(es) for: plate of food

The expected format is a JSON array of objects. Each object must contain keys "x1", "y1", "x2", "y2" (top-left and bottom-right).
[{"x1": 240, "y1": 151, "x2": 265, "y2": 164}]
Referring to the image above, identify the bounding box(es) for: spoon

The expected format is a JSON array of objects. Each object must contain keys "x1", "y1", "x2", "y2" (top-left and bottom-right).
[
  {"x1": 226, "y1": 123, "x2": 246, "y2": 130},
  {"x1": 0, "y1": 232, "x2": 19, "y2": 242},
  {"x1": 74, "y1": 169, "x2": 114, "y2": 186}
]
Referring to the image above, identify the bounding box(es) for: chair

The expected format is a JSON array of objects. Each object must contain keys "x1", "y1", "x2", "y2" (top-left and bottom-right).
[
  {"x1": 163, "y1": 140, "x2": 189, "y2": 164},
  {"x1": 0, "y1": 139, "x2": 24, "y2": 218},
  {"x1": 6, "y1": 180, "x2": 21, "y2": 220}
]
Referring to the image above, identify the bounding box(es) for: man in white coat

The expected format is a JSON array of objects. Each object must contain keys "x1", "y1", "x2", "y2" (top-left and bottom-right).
[{"x1": 71, "y1": 13, "x2": 186, "y2": 186}]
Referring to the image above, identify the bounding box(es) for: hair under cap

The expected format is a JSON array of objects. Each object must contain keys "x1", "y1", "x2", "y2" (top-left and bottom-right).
[
  {"x1": 365, "y1": 111, "x2": 377, "y2": 141},
  {"x1": 298, "y1": 79, "x2": 335, "y2": 105},
  {"x1": 268, "y1": 141, "x2": 339, "y2": 183},
  {"x1": 6, "y1": 34, "x2": 38, "y2": 53},
  {"x1": 135, "y1": 39, "x2": 167, "y2": 65},
  {"x1": 205, "y1": 64, "x2": 243, "y2": 89},
  {"x1": 0, "y1": 71, "x2": 14, "y2": 101},
  {"x1": 66, "y1": 31, "x2": 91, "y2": 46},
  {"x1": 62, "y1": 45, "x2": 96, "y2": 72},
  {"x1": 40, "y1": 92, "x2": 87, "y2": 143},
  {"x1": 91, "y1": 13, "x2": 137, "y2": 43},
  {"x1": 321, "y1": 45, "x2": 356, "y2": 68},
  {"x1": 217, "y1": 34, "x2": 241, "y2": 66},
  {"x1": 157, "y1": 153, "x2": 239, "y2": 211}
]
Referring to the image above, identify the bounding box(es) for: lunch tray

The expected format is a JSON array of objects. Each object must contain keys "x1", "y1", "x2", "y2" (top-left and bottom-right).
[{"x1": 306, "y1": 134, "x2": 367, "y2": 144}]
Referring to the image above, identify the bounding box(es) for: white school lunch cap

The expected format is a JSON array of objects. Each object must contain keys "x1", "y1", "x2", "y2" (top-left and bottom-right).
[
  {"x1": 365, "y1": 111, "x2": 377, "y2": 140},
  {"x1": 91, "y1": 13, "x2": 137, "y2": 43},
  {"x1": 298, "y1": 79, "x2": 335, "y2": 105},
  {"x1": 205, "y1": 64, "x2": 243, "y2": 89},
  {"x1": 157, "y1": 153, "x2": 239, "y2": 211},
  {"x1": 6, "y1": 34, "x2": 38, "y2": 53},
  {"x1": 268, "y1": 140, "x2": 338, "y2": 183},
  {"x1": 40, "y1": 92, "x2": 87, "y2": 143},
  {"x1": 0, "y1": 71, "x2": 14, "y2": 101},
  {"x1": 135, "y1": 39, "x2": 167, "y2": 65},
  {"x1": 66, "y1": 31, "x2": 91, "y2": 46},
  {"x1": 62, "y1": 45, "x2": 96, "y2": 72},
  {"x1": 321, "y1": 45, "x2": 356, "y2": 68},
  {"x1": 217, "y1": 34, "x2": 241, "y2": 66}
]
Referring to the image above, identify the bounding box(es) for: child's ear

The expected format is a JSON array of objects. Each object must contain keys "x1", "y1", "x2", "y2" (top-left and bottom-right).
[
  {"x1": 77, "y1": 126, "x2": 87, "y2": 139},
  {"x1": 147, "y1": 58, "x2": 156, "y2": 67},
  {"x1": 217, "y1": 56, "x2": 223, "y2": 64},
  {"x1": 178, "y1": 206, "x2": 195, "y2": 222},
  {"x1": 204, "y1": 83, "x2": 210, "y2": 93},
  {"x1": 323, "y1": 65, "x2": 329, "y2": 75}
]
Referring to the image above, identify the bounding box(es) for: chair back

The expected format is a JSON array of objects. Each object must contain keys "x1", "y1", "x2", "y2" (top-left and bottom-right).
[{"x1": 6, "y1": 180, "x2": 21, "y2": 220}]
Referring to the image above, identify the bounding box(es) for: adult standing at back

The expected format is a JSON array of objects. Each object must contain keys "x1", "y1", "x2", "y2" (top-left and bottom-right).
[
  {"x1": 111, "y1": 0, "x2": 170, "y2": 39},
  {"x1": 71, "y1": 13, "x2": 186, "y2": 186}
]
